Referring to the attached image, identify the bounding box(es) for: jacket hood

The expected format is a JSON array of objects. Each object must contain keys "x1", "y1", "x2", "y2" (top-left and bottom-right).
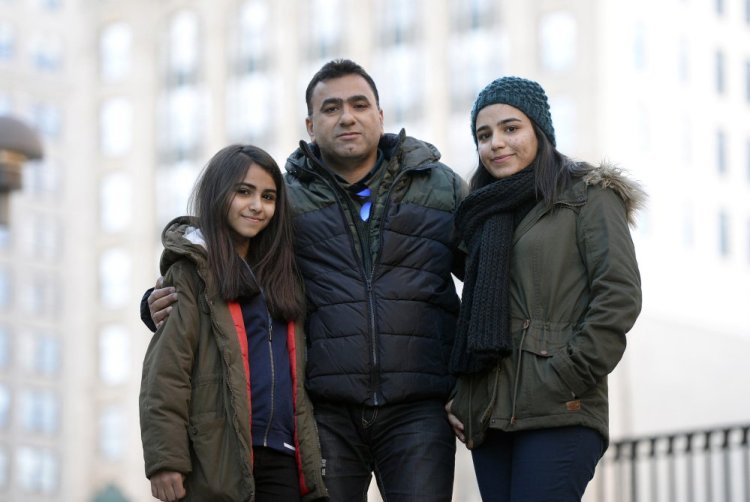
[
  {"x1": 285, "y1": 129, "x2": 442, "y2": 180},
  {"x1": 579, "y1": 163, "x2": 647, "y2": 227},
  {"x1": 159, "y1": 216, "x2": 208, "y2": 275}
]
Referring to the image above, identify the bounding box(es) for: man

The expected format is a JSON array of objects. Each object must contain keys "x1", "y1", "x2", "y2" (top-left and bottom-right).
[{"x1": 144, "y1": 59, "x2": 466, "y2": 501}]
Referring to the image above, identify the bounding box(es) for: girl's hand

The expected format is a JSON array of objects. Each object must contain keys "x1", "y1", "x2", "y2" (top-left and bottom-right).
[
  {"x1": 150, "y1": 470, "x2": 186, "y2": 501},
  {"x1": 445, "y1": 399, "x2": 466, "y2": 443}
]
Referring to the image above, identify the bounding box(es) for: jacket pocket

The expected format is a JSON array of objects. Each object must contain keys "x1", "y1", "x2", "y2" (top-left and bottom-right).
[
  {"x1": 186, "y1": 413, "x2": 246, "y2": 501},
  {"x1": 516, "y1": 327, "x2": 575, "y2": 416}
]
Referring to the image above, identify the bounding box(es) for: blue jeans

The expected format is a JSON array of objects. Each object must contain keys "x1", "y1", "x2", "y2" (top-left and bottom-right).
[
  {"x1": 472, "y1": 426, "x2": 604, "y2": 502},
  {"x1": 313, "y1": 399, "x2": 456, "y2": 502}
]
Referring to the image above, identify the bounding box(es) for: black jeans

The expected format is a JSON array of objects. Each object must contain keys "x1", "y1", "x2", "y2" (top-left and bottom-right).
[
  {"x1": 314, "y1": 399, "x2": 456, "y2": 502},
  {"x1": 471, "y1": 426, "x2": 604, "y2": 501},
  {"x1": 253, "y1": 446, "x2": 301, "y2": 502}
]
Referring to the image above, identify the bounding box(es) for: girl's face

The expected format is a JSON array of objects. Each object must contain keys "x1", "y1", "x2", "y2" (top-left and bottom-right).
[
  {"x1": 227, "y1": 162, "x2": 277, "y2": 255},
  {"x1": 475, "y1": 103, "x2": 539, "y2": 179}
]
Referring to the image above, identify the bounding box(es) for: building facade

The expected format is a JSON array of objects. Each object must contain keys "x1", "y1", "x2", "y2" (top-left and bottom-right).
[{"x1": 0, "y1": 0, "x2": 748, "y2": 500}]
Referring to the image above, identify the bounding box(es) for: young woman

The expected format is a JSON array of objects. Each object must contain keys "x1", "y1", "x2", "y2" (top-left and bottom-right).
[
  {"x1": 139, "y1": 145, "x2": 327, "y2": 502},
  {"x1": 446, "y1": 77, "x2": 644, "y2": 501}
]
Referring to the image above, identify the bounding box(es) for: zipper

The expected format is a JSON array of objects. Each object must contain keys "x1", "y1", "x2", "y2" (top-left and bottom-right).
[
  {"x1": 295, "y1": 150, "x2": 431, "y2": 405},
  {"x1": 262, "y1": 310, "x2": 275, "y2": 448},
  {"x1": 366, "y1": 277, "x2": 379, "y2": 405},
  {"x1": 509, "y1": 319, "x2": 531, "y2": 426}
]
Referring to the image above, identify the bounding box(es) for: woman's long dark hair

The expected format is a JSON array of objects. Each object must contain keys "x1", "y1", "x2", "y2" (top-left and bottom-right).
[
  {"x1": 468, "y1": 123, "x2": 591, "y2": 204},
  {"x1": 189, "y1": 144, "x2": 305, "y2": 320}
]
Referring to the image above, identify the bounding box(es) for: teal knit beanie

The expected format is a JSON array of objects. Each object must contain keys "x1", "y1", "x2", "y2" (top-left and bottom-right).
[{"x1": 470, "y1": 76, "x2": 556, "y2": 147}]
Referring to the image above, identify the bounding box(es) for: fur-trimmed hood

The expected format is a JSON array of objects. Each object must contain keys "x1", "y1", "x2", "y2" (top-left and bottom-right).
[{"x1": 576, "y1": 163, "x2": 647, "y2": 227}]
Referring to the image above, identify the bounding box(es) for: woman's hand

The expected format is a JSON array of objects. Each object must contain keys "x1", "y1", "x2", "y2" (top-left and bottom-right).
[
  {"x1": 150, "y1": 470, "x2": 186, "y2": 501},
  {"x1": 445, "y1": 399, "x2": 465, "y2": 443}
]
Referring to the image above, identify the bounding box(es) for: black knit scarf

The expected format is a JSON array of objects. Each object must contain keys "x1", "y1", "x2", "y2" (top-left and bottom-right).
[{"x1": 450, "y1": 167, "x2": 539, "y2": 374}]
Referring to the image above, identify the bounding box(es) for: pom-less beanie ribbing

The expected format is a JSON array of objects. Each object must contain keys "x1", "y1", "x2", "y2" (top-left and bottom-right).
[{"x1": 470, "y1": 76, "x2": 556, "y2": 147}]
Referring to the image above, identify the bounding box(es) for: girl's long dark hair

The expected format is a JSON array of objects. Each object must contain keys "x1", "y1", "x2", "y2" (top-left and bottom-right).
[
  {"x1": 189, "y1": 144, "x2": 305, "y2": 320},
  {"x1": 468, "y1": 123, "x2": 591, "y2": 204}
]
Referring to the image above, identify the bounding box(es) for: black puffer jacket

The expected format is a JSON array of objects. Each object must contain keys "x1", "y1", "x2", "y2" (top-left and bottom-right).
[{"x1": 285, "y1": 130, "x2": 467, "y2": 406}]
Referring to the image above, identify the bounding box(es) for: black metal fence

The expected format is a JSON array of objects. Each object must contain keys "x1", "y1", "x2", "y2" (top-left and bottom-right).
[{"x1": 591, "y1": 424, "x2": 750, "y2": 502}]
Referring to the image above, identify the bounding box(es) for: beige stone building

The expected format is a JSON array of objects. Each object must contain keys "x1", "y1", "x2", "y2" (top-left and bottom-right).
[{"x1": 0, "y1": 0, "x2": 747, "y2": 500}]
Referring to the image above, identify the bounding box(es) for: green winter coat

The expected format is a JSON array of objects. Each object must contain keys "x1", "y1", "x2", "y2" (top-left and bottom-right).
[
  {"x1": 449, "y1": 164, "x2": 645, "y2": 449},
  {"x1": 140, "y1": 217, "x2": 327, "y2": 501}
]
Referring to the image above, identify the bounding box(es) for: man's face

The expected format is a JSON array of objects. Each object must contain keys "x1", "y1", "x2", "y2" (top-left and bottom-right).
[{"x1": 305, "y1": 74, "x2": 384, "y2": 178}]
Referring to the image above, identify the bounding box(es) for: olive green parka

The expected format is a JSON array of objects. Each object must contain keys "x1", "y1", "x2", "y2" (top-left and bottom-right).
[
  {"x1": 140, "y1": 217, "x2": 327, "y2": 501},
  {"x1": 449, "y1": 164, "x2": 645, "y2": 449}
]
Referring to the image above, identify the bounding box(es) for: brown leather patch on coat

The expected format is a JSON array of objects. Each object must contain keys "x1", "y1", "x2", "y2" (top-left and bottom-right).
[{"x1": 566, "y1": 400, "x2": 582, "y2": 412}]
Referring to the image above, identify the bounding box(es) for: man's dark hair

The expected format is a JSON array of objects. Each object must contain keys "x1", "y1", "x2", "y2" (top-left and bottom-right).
[{"x1": 305, "y1": 59, "x2": 380, "y2": 115}]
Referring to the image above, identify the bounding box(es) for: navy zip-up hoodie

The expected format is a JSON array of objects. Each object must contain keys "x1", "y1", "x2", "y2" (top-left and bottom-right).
[{"x1": 241, "y1": 293, "x2": 295, "y2": 455}]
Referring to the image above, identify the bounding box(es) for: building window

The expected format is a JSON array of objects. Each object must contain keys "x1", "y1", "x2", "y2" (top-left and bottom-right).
[
  {"x1": 678, "y1": 38, "x2": 689, "y2": 83},
  {"x1": 99, "y1": 249, "x2": 131, "y2": 308},
  {"x1": 99, "y1": 324, "x2": 130, "y2": 385},
  {"x1": 20, "y1": 273, "x2": 59, "y2": 317},
  {"x1": 746, "y1": 0, "x2": 750, "y2": 23},
  {"x1": 715, "y1": 49, "x2": 725, "y2": 95},
  {"x1": 17, "y1": 447, "x2": 58, "y2": 494},
  {"x1": 719, "y1": 211, "x2": 730, "y2": 257},
  {"x1": 376, "y1": 0, "x2": 418, "y2": 46},
  {"x1": 0, "y1": 385, "x2": 10, "y2": 428},
  {"x1": 0, "y1": 23, "x2": 15, "y2": 62},
  {"x1": 449, "y1": 30, "x2": 506, "y2": 114},
  {"x1": 235, "y1": 0, "x2": 270, "y2": 73},
  {"x1": 0, "y1": 92, "x2": 10, "y2": 114},
  {"x1": 0, "y1": 325, "x2": 9, "y2": 369},
  {"x1": 23, "y1": 159, "x2": 61, "y2": 196},
  {"x1": 29, "y1": 102, "x2": 61, "y2": 140},
  {"x1": 0, "y1": 447, "x2": 7, "y2": 490},
  {"x1": 38, "y1": 0, "x2": 62, "y2": 9},
  {"x1": 30, "y1": 33, "x2": 63, "y2": 72},
  {"x1": 716, "y1": 0, "x2": 724, "y2": 15},
  {"x1": 374, "y1": 46, "x2": 424, "y2": 125},
  {"x1": 450, "y1": 0, "x2": 494, "y2": 31},
  {"x1": 100, "y1": 171, "x2": 132, "y2": 233},
  {"x1": 99, "y1": 406, "x2": 125, "y2": 460},
  {"x1": 167, "y1": 10, "x2": 200, "y2": 87},
  {"x1": 155, "y1": 161, "x2": 199, "y2": 229},
  {"x1": 633, "y1": 22, "x2": 646, "y2": 70},
  {"x1": 549, "y1": 96, "x2": 576, "y2": 153},
  {"x1": 303, "y1": 0, "x2": 342, "y2": 60},
  {"x1": 99, "y1": 98, "x2": 132, "y2": 157},
  {"x1": 160, "y1": 12, "x2": 206, "y2": 162},
  {"x1": 99, "y1": 22, "x2": 132, "y2": 82},
  {"x1": 28, "y1": 214, "x2": 61, "y2": 262},
  {"x1": 682, "y1": 204, "x2": 694, "y2": 247},
  {"x1": 20, "y1": 389, "x2": 59, "y2": 434},
  {"x1": 226, "y1": 74, "x2": 274, "y2": 143},
  {"x1": 19, "y1": 330, "x2": 60, "y2": 376},
  {"x1": 539, "y1": 11, "x2": 577, "y2": 72},
  {"x1": 160, "y1": 87, "x2": 204, "y2": 161},
  {"x1": 717, "y1": 129, "x2": 727, "y2": 174},
  {"x1": 0, "y1": 267, "x2": 11, "y2": 311}
]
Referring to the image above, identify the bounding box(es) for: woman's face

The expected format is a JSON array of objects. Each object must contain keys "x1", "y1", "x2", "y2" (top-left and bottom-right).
[{"x1": 475, "y1": 103, "x2": 539, "y2": 179}]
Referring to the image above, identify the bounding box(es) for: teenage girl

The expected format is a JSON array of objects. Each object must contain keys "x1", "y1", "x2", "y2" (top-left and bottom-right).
[{"x1": 139, "y1": 145, "x2": 327, "y2": 502}]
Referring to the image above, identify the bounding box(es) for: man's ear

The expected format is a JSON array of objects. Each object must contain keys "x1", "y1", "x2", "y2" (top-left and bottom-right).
[
  {"x1": 305, "y1": 116, "x2": 315, "y2": 142},
  {"x1": 378, "y1": 108, "x2": 384, "y2": 134}
]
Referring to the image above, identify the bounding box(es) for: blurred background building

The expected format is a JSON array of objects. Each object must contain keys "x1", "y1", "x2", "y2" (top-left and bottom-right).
[{"x1": 0, "y1": 0, "x2": 748, "y2": 500}]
